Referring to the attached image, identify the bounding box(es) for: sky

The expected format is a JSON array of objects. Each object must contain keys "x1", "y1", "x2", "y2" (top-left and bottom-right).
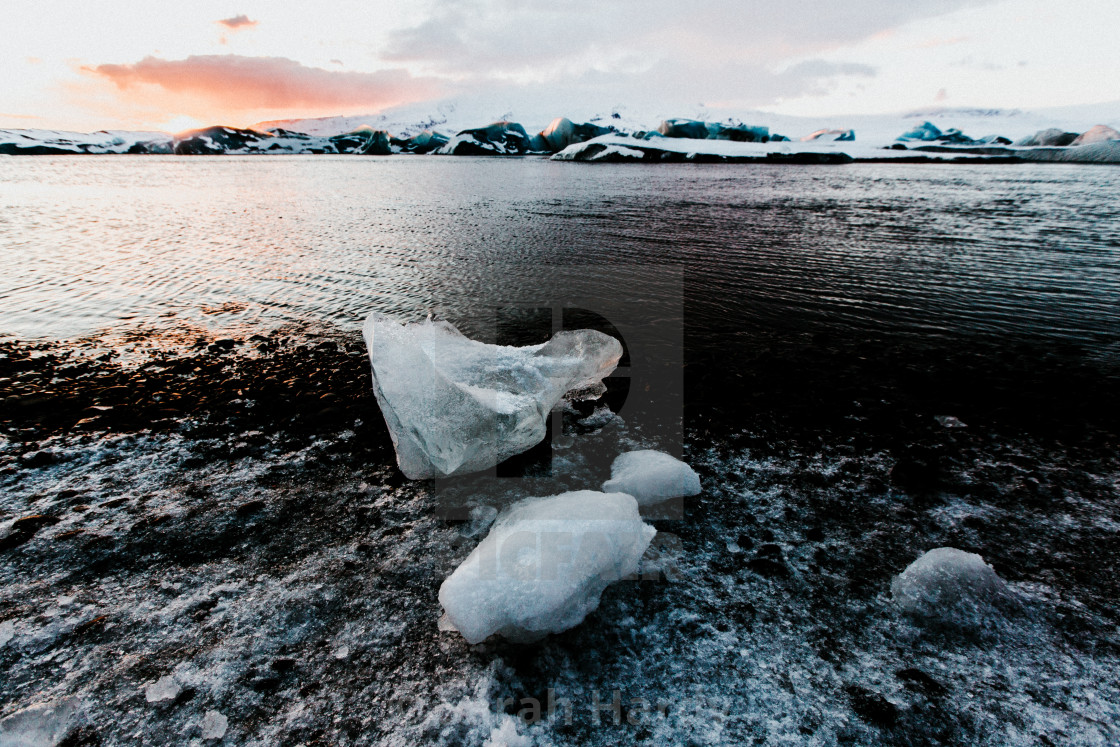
[{"x1": 1, "y1": 0, "x2": 1118, "y2": 132}]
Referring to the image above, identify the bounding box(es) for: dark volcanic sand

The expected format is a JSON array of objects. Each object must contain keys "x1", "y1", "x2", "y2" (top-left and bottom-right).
[{"x1": 1, "y1": 327, "x2": 1119, "y2": 745}]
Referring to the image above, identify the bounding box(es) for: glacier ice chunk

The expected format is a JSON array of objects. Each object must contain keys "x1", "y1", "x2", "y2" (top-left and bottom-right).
[
  {"x1": 601, "y1": 450, "x2": 701, "y2": 506},
  {"x1": 144, "y1": 675, "x2": 181, "y2": 703},
  {"x1": 891, "y1": 547, "x2": 1013, "y2": 625},
  {"x1": 363, "y1": 314, "x2": 622, "y2": 479},
  {"x1": 438, "y1": 491, "x2": 656, "y2": 644},
  {"x1": 200, "y1": 711, "x2": 228, "y2": 741},
  {"x1": 0, "y1": 698, "x2": 84, "y2": 746}
]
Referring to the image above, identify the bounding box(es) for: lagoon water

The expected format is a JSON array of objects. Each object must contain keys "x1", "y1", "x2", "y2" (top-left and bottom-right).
[{"x1": 2, "y1": 155, "x2": 1119, "y2": 347}]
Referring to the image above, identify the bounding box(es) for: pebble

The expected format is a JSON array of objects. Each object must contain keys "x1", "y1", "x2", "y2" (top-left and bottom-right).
[{"x1": 20, "y1": 450, "x2": 57, "y2": 467}]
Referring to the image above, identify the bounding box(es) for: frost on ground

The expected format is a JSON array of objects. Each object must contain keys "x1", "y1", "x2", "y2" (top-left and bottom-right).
[{"x1": 2, "y1": 337, "x2": 1120, "y2": 745}]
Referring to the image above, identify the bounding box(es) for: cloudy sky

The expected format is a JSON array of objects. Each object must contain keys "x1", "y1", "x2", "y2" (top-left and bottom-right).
[{"x1": 2, "y1": 0, "x2": 1117, "y2": 131}]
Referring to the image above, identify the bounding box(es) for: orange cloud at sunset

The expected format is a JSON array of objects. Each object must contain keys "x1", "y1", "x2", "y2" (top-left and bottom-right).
[
  {"x1": 80, "y1": 55, "x2": 445, "y2": 126},
  {"x1": 216, "y1": 14, "x2": 257, "y2": 30}
]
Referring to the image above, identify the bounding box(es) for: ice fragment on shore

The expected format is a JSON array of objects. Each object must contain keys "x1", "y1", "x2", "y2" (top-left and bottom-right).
[
  {"x1": 200, "y1": 711, "x2": 228, "y2": 741},
  {"x1": 438, "y1": 491, "x2": 655, "y2": 644},
  {"x1": 891, "y1": 547, "x2": 1012, "y2": 624},
  {"x1": 363, "y1": 313, "x2": 622, "y2": 479},
  {"x1": 602, "y1": 450, "x2": 701, "y2": 506},
  {"x1": 144, "y1": 675, "x2": 181, "y2": 703},
  {"x1": 0, "y1": 698, "x2": 83, "y2": 747},
  {"x1": 0, "y1": 620, "x2": 15, "y2": 648}
]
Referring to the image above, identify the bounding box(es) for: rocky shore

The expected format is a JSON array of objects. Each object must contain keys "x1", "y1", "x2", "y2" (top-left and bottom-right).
[{"x1": 2, "y1": 329, "x2": 1119, "y2": 745}]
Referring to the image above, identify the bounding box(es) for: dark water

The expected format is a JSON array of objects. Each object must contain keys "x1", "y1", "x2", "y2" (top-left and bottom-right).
[{"x1": 2, "y1": 156, "x2": 1118, "y2": 344}]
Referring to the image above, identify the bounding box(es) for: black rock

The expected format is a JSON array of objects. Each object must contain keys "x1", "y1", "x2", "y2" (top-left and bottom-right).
[
  {"x1": 889, "y1": 447, "x2": 943, "y2": 491},
  {"x1": 236, "y1": 499, "x2": 266, "y2": 516},
  {"x1": 897, "y1": 668, "x2": 949, "y2": 697},
  {"x1": 747, "y1": 556, "x2": 790, "y2": 579},
  {"x1": 271, "y1": 657, "x2": 297, "y2": 672},
  {"x1": 846, "y1": 685, "x2": 899, "y2": 726},
  {"x1": 250, "y1": 674, "x2": 282, "y2": 692},
  {"x1": 20, "y1": 449, "x2": 57, "y2": 467},
  {"x1": 756, "y1": 543, "x2": 784, "y2": 559},
  {"x1": 0, "y1": 514, "x2": 61, "y2": 551}
]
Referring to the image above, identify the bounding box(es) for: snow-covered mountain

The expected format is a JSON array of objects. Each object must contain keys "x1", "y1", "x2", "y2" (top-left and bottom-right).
[
  {"x1": 0, "y1": 129, "x2": 173, "y2": 155},
  {"x1": 253, "y1": 97, "x2": 1120, "y2": 144},
  {"x1": 2, "y1": 98, "x2": 1117, "y2": 161}
]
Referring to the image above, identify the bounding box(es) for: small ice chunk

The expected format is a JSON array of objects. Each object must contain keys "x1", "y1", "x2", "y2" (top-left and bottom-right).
[
  {"x1": 333, "y1": 645, "x2": 349, "y2": 660},
  {"x1": 483, "y1": 718, "x2": 532, "y2": 747},
  {"x1": 144, "y1": 675, "x2": 181, "y2": 703},
  {"x1": 364, "y1": 313, "x2": 622, "y2": 479},
  {"x1": 934, "y1": 415, "x2": 967, "y2": 428},
  {"x1": 0, "y1": 697, "x2": 83, "y2": 746},
  {"x1": 601, "y1": 450, "x2": 701, "y2": 506},
  {"x1": 891, "y1": 547, "x2": 1011, "y2": 624},
  {"x1": 200, "y1": 710, "x2": 228, "y2": 741},
  {"x1": 438, "y1": 491, "x2": 656, "y2": 644},
  {"x1": 577, "y1": 404, "x2": 620, "y2": 430},
  {"x1": 0, "y1": 620, "x2": 15, "y2": 648}
]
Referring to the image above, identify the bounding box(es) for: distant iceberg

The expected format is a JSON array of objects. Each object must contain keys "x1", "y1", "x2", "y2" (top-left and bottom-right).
[
  {"x1": 391, "y1": 129, "x2": 450, "y2": 154},
  {"x1": 1015, "y1": 127, "x2": 1080, "y2": 147},
  {"x1": 437, "y1": 121, "x2": 535, "y2": 155},
  {"x1": 1071, "y1": 124, "x2": 1120, "y2": 146},
  {"x1": 897, "y1": 121, "x2": 943, "y2": 141},
  {"x1": 328, "y1": 126, "x2": 392, "y2": 155},
  {"x1": 538, "y1": 117, "x2": 613, "y2": 151},
  {"x1": 801, "y1": 128, "x2": 855, "y2": 142}
]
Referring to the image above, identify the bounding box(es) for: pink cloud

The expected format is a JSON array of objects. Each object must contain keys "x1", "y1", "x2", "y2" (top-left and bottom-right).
[
  {"x1": 217, "y1": 14, "x2": 257, "y2": 30},
  {"x1": 81, "y1": 55, "x2": 444, "y2": 115}
]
